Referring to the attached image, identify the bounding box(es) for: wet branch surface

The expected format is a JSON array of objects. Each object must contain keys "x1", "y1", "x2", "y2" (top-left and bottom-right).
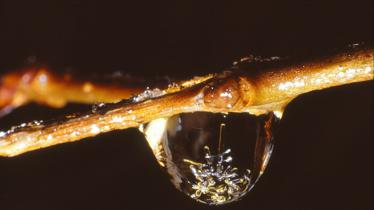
[{"x1": 0, "y1": 46, "x2": 373, "y2": 157}]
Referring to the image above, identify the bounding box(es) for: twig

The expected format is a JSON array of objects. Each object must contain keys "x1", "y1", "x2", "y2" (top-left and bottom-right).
[{"x1": 0, "y1": 47, "x2": 372, "y2": 157}]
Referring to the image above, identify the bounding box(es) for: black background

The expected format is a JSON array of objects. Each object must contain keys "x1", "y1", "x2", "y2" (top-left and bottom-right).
[{"x1": 0, "y1": 0, "x2": 373, "y2": 209}]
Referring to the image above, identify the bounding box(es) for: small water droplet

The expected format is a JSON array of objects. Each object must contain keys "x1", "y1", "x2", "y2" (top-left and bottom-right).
[
  {"x1": 90, "y1": 124, "x2": 100, "y2": 134},
  {"x1": 140, "y1": 111, "x2": 280, "y2": 205},
  {"x1": 132, "y1": 88, "x2": 165, "y2": 103},
  {"x1": 0, "y1": 131, "x2": 6, "y2": 138},
  {"x1": 92, "y1": 102, "x2": 107, "y2": 114}
]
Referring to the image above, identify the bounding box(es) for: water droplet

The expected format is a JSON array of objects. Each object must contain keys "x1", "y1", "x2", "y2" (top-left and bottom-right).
[
  {"x1": 92, "y1": 102, "x2": 107, "y2": 114},
  {"x1": 0, "y1": 131, "x2": 6, "y2": 138},
  {"x1": 132, "y1": 87, "x2": 165, "y2": 103},
  {"x1": 140, "y1": 111, "x2": 280, "y2": 205}
]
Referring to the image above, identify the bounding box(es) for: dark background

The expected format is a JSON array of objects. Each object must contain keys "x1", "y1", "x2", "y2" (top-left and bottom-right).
[{"x1": 0, "y1": 0, "x2": 373, "y2": 209}]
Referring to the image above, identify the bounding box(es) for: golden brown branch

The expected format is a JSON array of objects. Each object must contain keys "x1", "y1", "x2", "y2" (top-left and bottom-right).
[
  {"x1": 0, "y1": 68, "x2": 145, "y2": 116},
  {"x1": 0, "y1": 47, "x2": 372, "y2": 157}
]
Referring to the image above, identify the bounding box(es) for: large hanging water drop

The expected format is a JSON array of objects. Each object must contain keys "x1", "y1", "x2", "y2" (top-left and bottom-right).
[{"x1": 139, "y1": 111, "x2": 280, "y2": 205}]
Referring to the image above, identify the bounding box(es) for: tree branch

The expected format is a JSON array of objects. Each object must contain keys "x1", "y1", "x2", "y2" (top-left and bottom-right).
[{"x1": 0, "y1": 46, "x2": 372, "y2": 157}]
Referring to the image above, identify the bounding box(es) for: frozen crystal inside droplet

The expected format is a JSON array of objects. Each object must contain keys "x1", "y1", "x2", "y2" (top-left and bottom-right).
[{"x1": 139, "y1": 112, "x2": 280, "y2": 205}]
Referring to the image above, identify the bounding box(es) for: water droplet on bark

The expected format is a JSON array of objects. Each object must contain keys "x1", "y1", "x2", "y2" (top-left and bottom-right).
[{"x1": 139, "y1": 111, "x2": 280, "y2": 205}]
